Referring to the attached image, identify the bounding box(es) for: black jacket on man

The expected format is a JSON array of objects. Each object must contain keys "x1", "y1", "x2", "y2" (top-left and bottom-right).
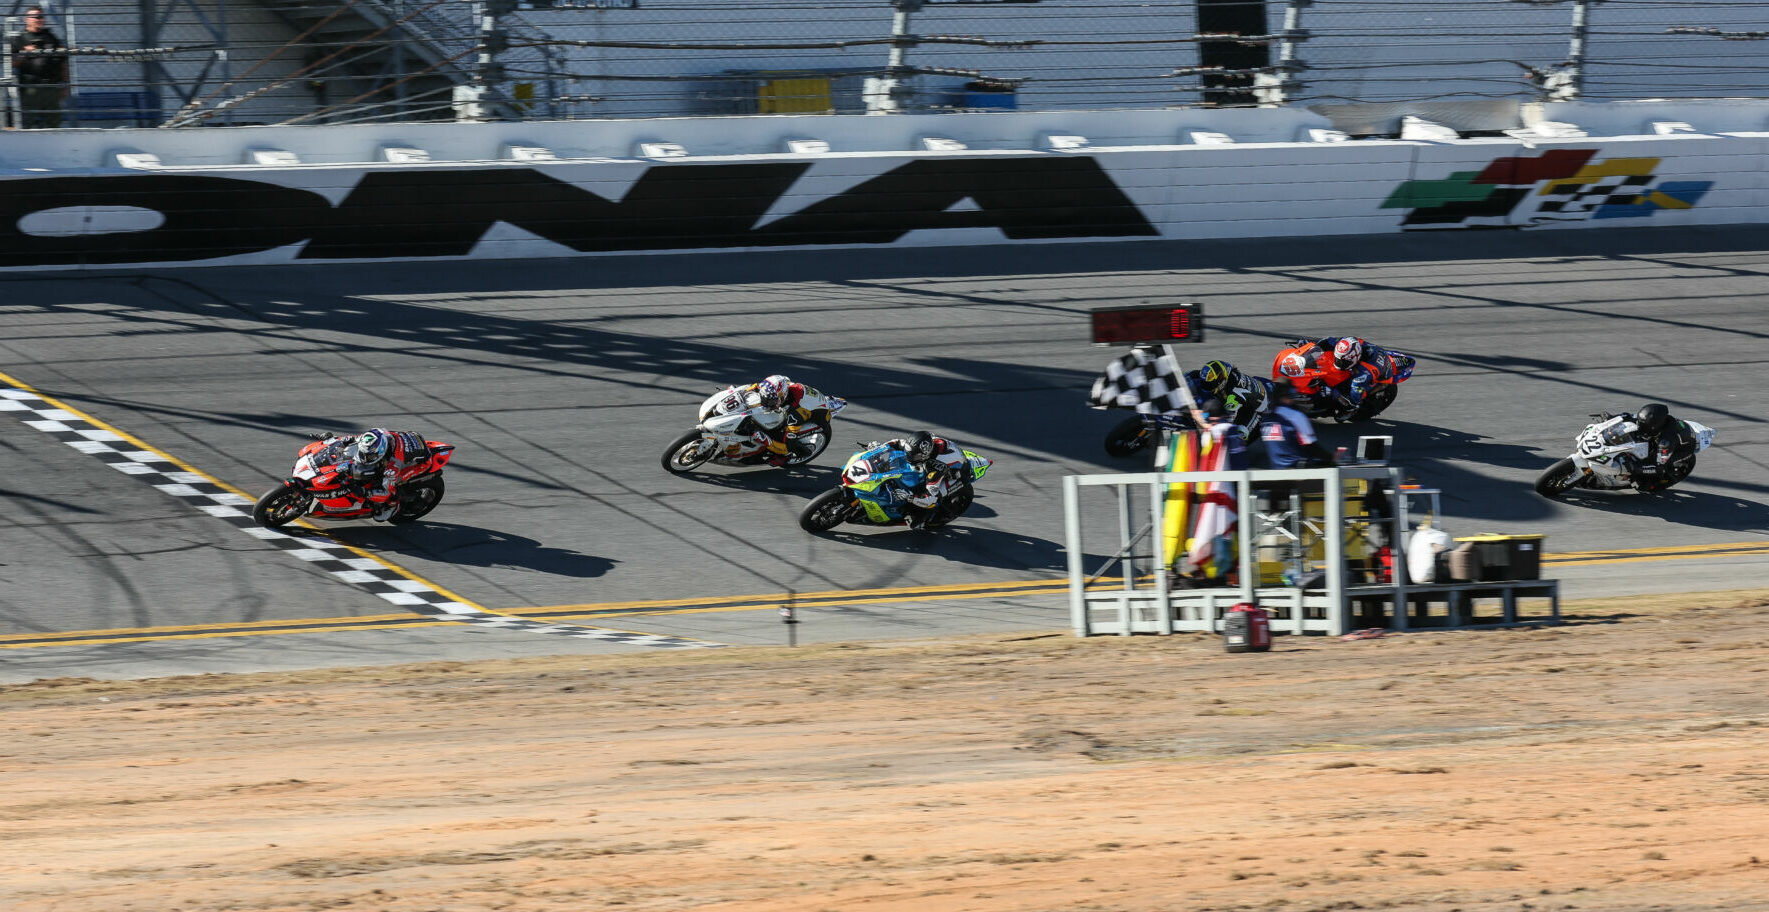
[{"x1": 10, "y1": 26, "x2": 67, "y2": 85}]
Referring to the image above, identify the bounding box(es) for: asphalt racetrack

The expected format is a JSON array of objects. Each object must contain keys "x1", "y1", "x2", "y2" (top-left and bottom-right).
[{"x1": 2, "y1": 226, "x2": 1765, "y2": 682}]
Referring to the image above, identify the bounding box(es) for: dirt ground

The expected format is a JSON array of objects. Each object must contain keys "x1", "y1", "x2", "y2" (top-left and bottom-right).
[{"x1": 5, "y1": 590, "x2": 1769, "y2": 912}]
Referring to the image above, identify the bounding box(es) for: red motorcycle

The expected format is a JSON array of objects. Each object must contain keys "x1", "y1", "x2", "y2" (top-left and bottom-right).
[{"x1": 252, "y1": 432, "x2": 455, "y2": 529}]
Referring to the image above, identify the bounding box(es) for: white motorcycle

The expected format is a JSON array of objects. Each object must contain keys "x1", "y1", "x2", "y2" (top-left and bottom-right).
[
  {"x1": 661, "y1": 386, "x2": 847, "y2": 475},
  {"x1": 1535, "y1": 412, "x2": 1715, "y2": 497}
]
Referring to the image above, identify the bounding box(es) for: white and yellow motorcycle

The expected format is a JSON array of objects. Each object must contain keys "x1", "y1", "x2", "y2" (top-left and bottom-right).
[{"x1": 661, "y1": 386, "x2": 846, "y2": 475}]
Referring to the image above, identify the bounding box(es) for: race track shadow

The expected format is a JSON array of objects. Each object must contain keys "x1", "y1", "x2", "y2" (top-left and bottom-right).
[
  {"x1": 674, "y1": 464, "x2": 841, "y2": 494},
  {"x1": 819, "y1": 523, "x2": 1089, "y2": 572},
  {"x1": 960, "y1": 501, "x2": 999, "y2": 519},
  {"x1": 1552, "y1": 487, "x2": 1769, "y2": 533},
  {"x1": 1314, "y1": 418, "x2": 1560, "y2": 524},
  {"x1": 0, "y1": 487, "x2": 102, "y2": 514},
  {"x1": 331, "y1": 522, "x2": 619, "y2": 578}
]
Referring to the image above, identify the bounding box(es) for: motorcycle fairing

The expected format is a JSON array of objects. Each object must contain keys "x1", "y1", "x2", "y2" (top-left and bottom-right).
[
  {"x1": 840, "y1": 444, "x2": 930, "y2": 525},
  {"x1": 961, "y1": 449, "x2": 991, "y2": 480}
]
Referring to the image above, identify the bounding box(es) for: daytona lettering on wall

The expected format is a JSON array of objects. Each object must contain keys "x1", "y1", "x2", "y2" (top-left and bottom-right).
[{"x1": 0, "y1": 158, "x2": 1157, "y2": 267}]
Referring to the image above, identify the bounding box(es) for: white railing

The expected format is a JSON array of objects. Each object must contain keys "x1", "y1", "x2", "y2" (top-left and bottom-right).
[{"x1": 1065, "y1": 465, "x2": 1399, "y2": 638}]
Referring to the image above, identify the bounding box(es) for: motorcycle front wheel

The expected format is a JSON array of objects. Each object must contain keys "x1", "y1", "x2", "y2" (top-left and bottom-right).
[
  {"x1": 391, "y1": 476, "x2": 445, "y2": 525},
  {"x1": 799, "y1": 488, "x2": 851, "y2": 533},
  {"x1": 253, "y1": 482, "x2": 312, "y2": 529},
  {"x1": 1534, "y1": 458, "x2": 1582, "y2": 498},
  {"x1": 662, "y1": 430, "x2": 715, "y2": 475},
  {"x1": 1103, "y1": 416, "x2": 1150, "y2": 458}
]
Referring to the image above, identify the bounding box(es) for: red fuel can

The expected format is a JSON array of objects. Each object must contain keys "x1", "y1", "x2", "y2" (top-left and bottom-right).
[{"x1": 1224, "y1": 603, "x2": 1272, "y2": 653}]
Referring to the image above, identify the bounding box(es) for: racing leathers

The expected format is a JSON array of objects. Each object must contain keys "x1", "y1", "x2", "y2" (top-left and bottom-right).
[
  {"x1": 738, "y1": 380, "x2": 837, "y2": 466},
  {"x1": 886, "y1": 434, "x2": 968, "y2": 529},
  {"x1": 329, "y1": 429, "x2": 428, "y2": 521},
  {"x1": 1217, "y1": 374, "x2": 1276, "y2": 437},
  {"x1": 1628, "y1": 415, "x2": 1697, "y2": 493},
  {"x1": 1276, "y1": 337, "x2": 1414, "y2": 418}
]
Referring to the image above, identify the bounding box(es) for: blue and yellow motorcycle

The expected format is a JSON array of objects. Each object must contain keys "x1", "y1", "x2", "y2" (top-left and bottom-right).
[{"x1": 798, "y1": 441, "x2": 993, "y2": 534}]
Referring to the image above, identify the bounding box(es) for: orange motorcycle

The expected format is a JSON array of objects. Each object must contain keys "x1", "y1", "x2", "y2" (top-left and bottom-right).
[{"x1": 1272, "y1": 340, "x2": 1414, "y2": 423}]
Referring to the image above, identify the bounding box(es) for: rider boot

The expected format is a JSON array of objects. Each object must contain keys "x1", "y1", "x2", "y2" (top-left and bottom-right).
[
  {"x1": 905, "y1": 492, "x2": 939, "y2": 530},
  {"x1": 749, "y1": 430, "x2": 789, "y2": 467},
  {"x1": 367, "y1": 477, "x2": 399, "y2": 521},
  {"x1": 765, "y1": 436, "x2": 792, "y2": 467}
]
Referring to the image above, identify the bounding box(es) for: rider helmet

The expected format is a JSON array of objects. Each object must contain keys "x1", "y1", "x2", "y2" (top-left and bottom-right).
[
  {"x1": 1332, "y1": 338, "x2": 1365, "y2": 372},
  {"x1": 1277, "y1": 352, "x2": 1308, "y2": 379},
  {"x1": 907, "y1": 430, "x2": 938, "y2": 466},
  {"x1": 1200, "y1": 360, "x2": 1241, "y2": 397},
  {"x1": 1633, "y1": 403, "x2": 1671, "y2": 436},
  {"x1": 349, "y1": 429, "x2": 392, "y2": 480},
  {"x1": 754, "y1": 376, "x2": 785, "y2": 410}
]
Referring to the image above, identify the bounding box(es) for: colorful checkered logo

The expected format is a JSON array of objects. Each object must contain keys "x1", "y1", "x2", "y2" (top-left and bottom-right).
[{"x1": 1382, "y1": 150, "x2": 1713, "y2": 229}]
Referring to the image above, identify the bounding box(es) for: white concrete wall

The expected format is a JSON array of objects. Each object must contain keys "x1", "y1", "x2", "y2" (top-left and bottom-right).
[{"x1": 2, "y1": 101, "x2": 1766, "y2": 270}]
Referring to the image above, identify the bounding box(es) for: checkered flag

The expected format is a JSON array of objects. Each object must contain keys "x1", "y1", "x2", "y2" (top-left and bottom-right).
[
  {"x1": 1537, "y1": 173, "x2": 1653, "y2": 216},
  {"x1": 1088, "y1": 347, "x2": 1193, "y2": 414}
]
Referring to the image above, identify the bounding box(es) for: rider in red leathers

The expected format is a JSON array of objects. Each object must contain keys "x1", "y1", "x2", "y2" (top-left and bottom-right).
[{"x1": 339, "y1": 428, "x2": 431, "y2": 521}]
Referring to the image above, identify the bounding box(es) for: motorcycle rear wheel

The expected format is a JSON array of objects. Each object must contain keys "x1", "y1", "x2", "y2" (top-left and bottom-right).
[
  {"x1": 925, "y1": 486, "x2": 974, "y2": 530},
  {"x1": 662, "y1": 430, "x2": 715, "y2": 475},
  {"x1": 1344, "y1": 385, "x2": 1396, "y2": 423},
  {"x1": 1103, "y1": 416, "x2": 1150, "y2": 458},
  {"x1": 391, "y1": 476, "x2": 445, "y2": 525},
  {"x1": 799, "y1": 488, "x2": 851, "y2": 533},
  {"x1": 786, "y1": 424, "x2": 833, "y2": 466},
  {"x1": 1534, "y1": 458, "x2": 1582, "y2": 498},
  {"x1": 1657, "y1": 458, "x2": 1694, "y2": 489},
  {"x1": 1366, "y1": 385, "x2": 1399, "y2": 419},
  {"x1": 253, "y1": 482, "x2": 312, "y2": 529}
]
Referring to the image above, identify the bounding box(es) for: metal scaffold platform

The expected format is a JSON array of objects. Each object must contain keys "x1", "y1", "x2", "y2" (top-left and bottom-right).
[{"x1": 1063, "y1": 462, "x2": 1560, "y2": 638}]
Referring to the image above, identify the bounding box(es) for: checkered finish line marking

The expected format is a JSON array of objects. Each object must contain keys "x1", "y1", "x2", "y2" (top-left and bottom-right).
[{"x1": 0, "y1": 373, "x2": 720, "y2": 651}]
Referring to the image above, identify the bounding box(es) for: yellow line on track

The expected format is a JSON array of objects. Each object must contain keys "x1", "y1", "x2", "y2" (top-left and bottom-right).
[
  {"x1": 0, "y1": 612, "x2": 429, "y2": 647},
  {"x1": 3, "y1": 378, "x2": 1764, "y2": 654},
  {"x1": 1545, "y1": 540, "x2": 1769, "y2": 561},
  {"x1": 12, "y1": 536, "x2": 1766, "y2": 649},
  {"x1": 530, "y1": 582, "x2": 1074, "y2": 621},
  {"x1": 524, "y1": 578, "x2": 1074, "y2": 615},
  {"x1": 1, "y1": 620, "x2": 458, "y2": 650},
  {"x1": 0, "y1": 369, "x2": 486, "y2": 613}
]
